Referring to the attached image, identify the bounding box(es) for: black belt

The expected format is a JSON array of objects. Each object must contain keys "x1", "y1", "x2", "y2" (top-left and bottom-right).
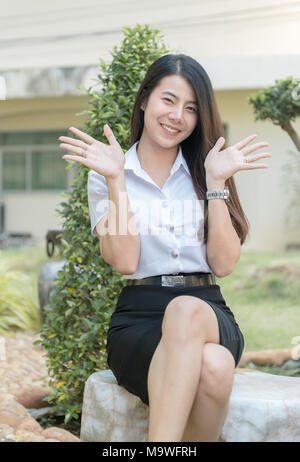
[{"x1": 126, "y1": 272, "x2": 216, "y2": 287}]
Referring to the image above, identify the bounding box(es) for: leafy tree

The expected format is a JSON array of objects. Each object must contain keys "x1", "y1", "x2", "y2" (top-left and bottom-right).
[
  {"x1": 248, "y1": 77, "x2": 300, "y2": 151},
  {"x1": 248, "y1": 78, "x2": 300, "y2": 236},
  {"x1": 35, "y1": 24, "x2": 169, "y2": 426}
]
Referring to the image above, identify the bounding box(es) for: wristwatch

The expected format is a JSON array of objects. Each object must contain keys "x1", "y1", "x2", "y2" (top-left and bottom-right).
[{"x1": 206, "y1": 186, "x2": 230, "y2": 203}]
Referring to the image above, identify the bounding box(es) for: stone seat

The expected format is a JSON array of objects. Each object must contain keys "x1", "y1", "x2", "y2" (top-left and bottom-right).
[{"x1": 80, "y1": 369, "x2": 300, "y2": 442}]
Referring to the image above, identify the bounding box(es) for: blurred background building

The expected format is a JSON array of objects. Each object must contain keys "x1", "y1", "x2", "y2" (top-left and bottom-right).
[{"x1": 0, "y1": 0, "x2": 300, "y2": 250}]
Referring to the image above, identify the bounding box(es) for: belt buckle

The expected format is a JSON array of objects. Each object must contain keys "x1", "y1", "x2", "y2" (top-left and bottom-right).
[{"x1": 161, "y1": 275, "x2": 185, "y2": 287}]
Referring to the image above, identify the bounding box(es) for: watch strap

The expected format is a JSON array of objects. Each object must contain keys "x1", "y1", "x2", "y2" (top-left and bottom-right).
[{"x1": 206, "y1": 186, "x2": 230, "y2": 203}]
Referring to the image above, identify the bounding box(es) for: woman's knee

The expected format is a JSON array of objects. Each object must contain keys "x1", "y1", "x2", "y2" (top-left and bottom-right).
[
  {"x1": 161, "y1": 296, "x2": 216, "y2": 345},
  {"x1": 199, "y1": 343, "x2": 235, "y2": 402}
]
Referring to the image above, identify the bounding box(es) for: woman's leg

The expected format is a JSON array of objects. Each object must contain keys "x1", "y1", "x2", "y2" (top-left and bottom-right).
[
  {"x1": 181, "y1": 343, "x2": 235, "y2": 442},
  {"x1": 147, "y1": 295, "x2": 220, "y2": 442}
]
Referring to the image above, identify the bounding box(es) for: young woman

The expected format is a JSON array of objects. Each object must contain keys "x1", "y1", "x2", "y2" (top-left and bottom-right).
[{"x1": 59, "y1": 54, "x2": 271, "y2": 442}]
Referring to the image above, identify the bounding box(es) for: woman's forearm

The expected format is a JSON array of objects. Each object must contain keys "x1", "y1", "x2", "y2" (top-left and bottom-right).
[
  {"x1": 100, "y1": 170, "x2": 141, "y2": 274},
  {"x1": 205, "y1": 177, "x2": 241, "y2": 277}
]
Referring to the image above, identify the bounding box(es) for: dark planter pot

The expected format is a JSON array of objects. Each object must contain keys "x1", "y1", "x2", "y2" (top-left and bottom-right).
[
  {"x1": 38, "y1": 228, "x2": 73, "y2": 322},
  {"x1": 38, "y1": 260, "x2": 66, "y2": 322}
]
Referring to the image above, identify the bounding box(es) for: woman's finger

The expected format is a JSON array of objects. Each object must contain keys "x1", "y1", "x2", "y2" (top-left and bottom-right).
[
  {"x1": 242, "y1": 163, "x2": 269, "y2": 169},
  {"x1": 212, "y1": 136, "x2": 226, "y2": 152},
  {"x1": 104, "y1": 124, "x2": 118, "y2": 147},
  {"x1": 62, "y1": 154, "x2": 88, "y2": 166},
  {"x1": 246, "y1": 152, "x2": 272, "y2": 162},
  {"x1": 234, "y1": 134, "x2": 257, "y2": 150},
  {"x1": 241, "y1": 141, "x2": 269, "y2": 156},
  {"x1": 59, "y1": 143, "x2": 85, "y2": 156},
  {"x1": 244, "y1": 152, "x2": 272, "y2": 165},
  {"x1": 69, "y1": 127, "x2": 95, "y2": 145},
  {"x1": 59, "y1": 136, "x2": 88, "y2": 150}
]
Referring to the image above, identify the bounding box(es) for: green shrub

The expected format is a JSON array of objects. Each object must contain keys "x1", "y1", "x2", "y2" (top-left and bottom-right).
[{"x1": 35, "y1": 24, "x2": 169, "y2": 425}]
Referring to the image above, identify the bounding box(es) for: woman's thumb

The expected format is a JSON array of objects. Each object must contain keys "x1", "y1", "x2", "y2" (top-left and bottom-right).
[
  {"x1": 104, "y1": 124, "x2": 114, "y2": 143},
  {"x1": 215, "y1": 136, "x2": 225, "y2": 151}
]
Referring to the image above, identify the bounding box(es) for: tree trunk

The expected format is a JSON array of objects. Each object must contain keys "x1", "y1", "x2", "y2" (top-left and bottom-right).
[{"x1": 281, "y1": 121, "x2": 300, "y2": 152}]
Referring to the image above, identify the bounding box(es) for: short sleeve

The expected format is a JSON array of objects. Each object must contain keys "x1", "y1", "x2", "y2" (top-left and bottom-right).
[{"x1": 87, "y1": 170, "x2": 109, "y2": 237}]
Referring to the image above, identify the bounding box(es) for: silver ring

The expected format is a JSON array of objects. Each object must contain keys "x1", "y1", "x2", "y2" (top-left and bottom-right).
[
  {"x1": 82, "y1": 146, "x2": 87, "y2": 157},
  {"x1": 244, "y1": 156, "x2": 248, "y2": 163}
]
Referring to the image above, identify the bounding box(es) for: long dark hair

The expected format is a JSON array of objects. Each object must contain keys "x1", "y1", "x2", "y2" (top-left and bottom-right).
[{"x1": 130, "y1": 53, "x2": 250, "y2": 245}]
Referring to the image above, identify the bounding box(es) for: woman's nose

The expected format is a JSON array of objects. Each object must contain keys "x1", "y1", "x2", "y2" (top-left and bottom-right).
[{"x1": 169, "y1": 107, "x2": 184, "y2": 121}]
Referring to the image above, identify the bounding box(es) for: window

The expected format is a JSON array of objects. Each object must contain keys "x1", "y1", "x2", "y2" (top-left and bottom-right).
[
  {"x1": 0, "y1": 130, "x2": 75, "y2": 192},
  {"x1": 31, "y1": 150, "x2": 68, "y2": 190},
  {"x1": 3, "y1": 151, "x2": 26, "y2": 190}
]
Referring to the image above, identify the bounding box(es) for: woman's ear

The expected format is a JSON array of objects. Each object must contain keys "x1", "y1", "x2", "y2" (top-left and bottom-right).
[{"x1": 140, "y1": 96, "x2": 148, "y2": 112}]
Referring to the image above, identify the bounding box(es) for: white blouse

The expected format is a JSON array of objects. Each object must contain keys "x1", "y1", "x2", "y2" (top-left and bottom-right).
[{"x1": 87, "y1": 141, "x2": 212, "y2": 279}]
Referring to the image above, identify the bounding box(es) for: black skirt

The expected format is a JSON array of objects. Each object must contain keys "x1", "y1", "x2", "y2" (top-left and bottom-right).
[{"x1": 106, "y1": 283, "x2": 244, "y2": 406}]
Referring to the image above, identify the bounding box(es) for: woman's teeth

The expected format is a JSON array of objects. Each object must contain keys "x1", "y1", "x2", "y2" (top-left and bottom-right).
[{"x1": 161, "y1": 124, "x2": 180, "y2": 133}]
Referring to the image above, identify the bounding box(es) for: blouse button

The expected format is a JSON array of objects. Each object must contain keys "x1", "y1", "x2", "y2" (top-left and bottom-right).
[
  {"x1": 161, "y1": 200, "x2": 168, "y2": 208},
  {"x1": 169, "y1": 225, "x2": 174, "y2": 232},
  {"x1": 171, "y1": 250, "x2": 178, "y2": 258}
]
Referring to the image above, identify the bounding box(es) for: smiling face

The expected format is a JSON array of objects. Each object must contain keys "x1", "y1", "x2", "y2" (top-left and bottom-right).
[{"x1": 140, "y1": 74, "x2": 198, "y2": 150}]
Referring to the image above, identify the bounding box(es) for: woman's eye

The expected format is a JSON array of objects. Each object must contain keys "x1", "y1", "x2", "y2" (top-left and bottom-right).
[{"x1": 163, "y1": 98, "x2": 196, "y2": 112}]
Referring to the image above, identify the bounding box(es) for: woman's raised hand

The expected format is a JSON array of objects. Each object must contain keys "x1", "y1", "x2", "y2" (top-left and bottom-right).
[
  {"x1": 59, "y1": 125, "x2": 125, "y2": 180},
  {"x1": 204, "y1": 134, "x2": 272, "y2": 185}
]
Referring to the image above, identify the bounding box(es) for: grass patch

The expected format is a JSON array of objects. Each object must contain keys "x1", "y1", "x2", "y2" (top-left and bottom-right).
[{"x1": 217, "y1": 249, "x2": 300, "y2": 352}]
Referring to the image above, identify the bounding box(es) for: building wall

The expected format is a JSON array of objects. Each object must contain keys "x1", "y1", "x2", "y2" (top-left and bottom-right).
[{"x1": 0, "y1": 96, "x2": 89, "y2": 244}]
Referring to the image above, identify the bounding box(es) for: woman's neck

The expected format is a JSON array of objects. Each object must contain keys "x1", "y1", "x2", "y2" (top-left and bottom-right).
[{"x1": 136, "y1": 135, "x2": 179, "y2": 173}]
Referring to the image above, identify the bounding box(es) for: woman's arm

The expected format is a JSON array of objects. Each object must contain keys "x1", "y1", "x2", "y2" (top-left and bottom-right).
[
  {"x1": 205, "y1": 177, "x2": 241, "y2": 278},
  {"x1": 98, "y1": 170, "x2": 141, "y2": 274},
  {"x1": 203, "y1": 134, "x2": 271, "y2": 278},
  {"x1": 59, "y1": 125, "x2": 140, "y2": 274}
]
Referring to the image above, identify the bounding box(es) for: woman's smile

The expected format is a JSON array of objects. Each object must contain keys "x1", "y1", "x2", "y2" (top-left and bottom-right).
[{"x1": 160, "y1": 123, "x2": 182, "y2": 136}]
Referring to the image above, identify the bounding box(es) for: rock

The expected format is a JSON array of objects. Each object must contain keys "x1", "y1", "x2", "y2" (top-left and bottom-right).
[
  {"x1": 280, "y1": 359, "x2": 300, "y2": 371},
  {"x1": 41, "y1": 426, "x2": 80, "y2": 442},
  {"x1": 27, "y1": 406, "x2": 56, "y2": 419},
  {"x1": 220, "y1": 372, "x2": 300, "y2": 441},
  {"x1": 15, "y1": 416, "x2": 43, "y2": 434},
  {"x1": 16, "y1": 385, "x2": 52, "y2": 409},
  {"x1": 0, "y1": 410, "x2": 25, "y2": 428},
  {"x1": 80, "y1": 370, "x2": 149, "y2": 442},
  {"x1": 1, "y1": 400, "x2": 28, "y2": 419},
  {"x1": 0, "y1": 424, "x2": 15, "y2": 438},
  {"x1": 80, "y1": 369, "x2": 300, "y2": 442},
  {"x1": 13, "y1": 429, "x2": 47, "y2": 442},
  {"x1": 241, "y1": 349, "x2": 292, "y2": 366},
  {"x1": 0, "y1": 394, "x2": 16, "y2": 404}
]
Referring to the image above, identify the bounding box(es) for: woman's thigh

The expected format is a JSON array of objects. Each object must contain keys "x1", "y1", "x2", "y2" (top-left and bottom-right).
[{"x1": 161, "y1": 295, "x2": 220, "y2": 345}]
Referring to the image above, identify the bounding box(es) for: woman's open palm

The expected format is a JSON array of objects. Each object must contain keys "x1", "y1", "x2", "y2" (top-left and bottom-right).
[
  {"x1": 204, "y1": 134, "x2": 271, "y2": 183},
  {"x1": 59, "y1": 125, "x2": 125, "y2": 179}
]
